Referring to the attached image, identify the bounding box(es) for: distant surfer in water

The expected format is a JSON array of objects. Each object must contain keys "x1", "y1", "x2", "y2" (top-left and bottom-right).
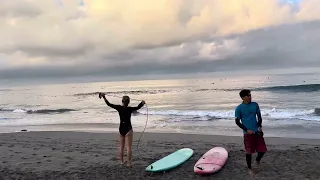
[
  {"x1": 234, "y1": 89, "x2": 267, "y2": 176},
  {"x1": 99, "y1": 93, "x2": 145, "y2": 166}
]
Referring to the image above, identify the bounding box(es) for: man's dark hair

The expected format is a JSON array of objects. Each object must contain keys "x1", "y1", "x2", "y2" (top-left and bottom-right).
[{"x1": 239, "y1": 89, "x2": 251, "y2": 98}]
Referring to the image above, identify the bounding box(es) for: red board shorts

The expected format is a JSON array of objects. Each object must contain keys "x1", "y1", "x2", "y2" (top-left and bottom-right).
[{"x1": 243, "y1": 134, "x2": 267, "y2": 154}]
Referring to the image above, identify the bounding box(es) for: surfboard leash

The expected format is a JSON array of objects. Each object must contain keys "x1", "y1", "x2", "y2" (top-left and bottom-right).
[
  {"x1": 99, "y1": 92, "x2": 149, "y2": 159},
  {"x1": 137, "y1": 102, "x2": 148, "y2": 159}
]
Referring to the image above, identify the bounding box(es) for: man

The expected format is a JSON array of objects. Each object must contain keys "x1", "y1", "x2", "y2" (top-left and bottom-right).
[{"x1": 235, "y1": 89, "x2": 267, "y2": 176}]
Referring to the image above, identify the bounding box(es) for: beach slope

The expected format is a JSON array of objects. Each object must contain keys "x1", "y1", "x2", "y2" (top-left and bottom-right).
[{"x1": 0, "y1": 131, "x2": 319, "y2": 180}]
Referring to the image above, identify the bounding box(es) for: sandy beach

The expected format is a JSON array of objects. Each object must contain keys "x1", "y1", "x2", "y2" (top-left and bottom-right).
[{"x1": 0, "y1": 131, "x2": 319, "y2": 180}]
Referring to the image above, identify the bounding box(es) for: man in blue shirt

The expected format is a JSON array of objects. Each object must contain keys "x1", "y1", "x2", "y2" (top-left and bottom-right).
[{"x1": 235, "y1": 89, "x2": 267, "y2": 176}]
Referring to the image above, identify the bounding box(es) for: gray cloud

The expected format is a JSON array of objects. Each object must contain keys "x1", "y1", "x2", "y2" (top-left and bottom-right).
[
  {"x1": 2, "y1": 20, "x2": 320, "y2": 80},
  {"x1": 234, "y1": 20, "x2": 320, "y2": 66},
  {"x1": 0, "y1": 1, "x2": 42, "y2": 18},
  {"x1": 1, "y1": 1, "x2": 320, "y2": 81},
  {"x1": 14, "y1": 43, "x2": 95, "y2": 58}
]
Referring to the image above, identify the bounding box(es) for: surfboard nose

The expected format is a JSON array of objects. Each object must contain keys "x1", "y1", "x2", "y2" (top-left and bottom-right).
[
  {"x1": 145, "y1": 148, "x2": 194, "y2": 172},
  {"x1": 146, "y1": 164, "x2": 153, "y2": 171}
]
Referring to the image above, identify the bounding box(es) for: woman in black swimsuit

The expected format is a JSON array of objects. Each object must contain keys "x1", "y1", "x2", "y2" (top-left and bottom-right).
[{"x1": 99, "y1": 93, "x2": 145, "y2": 166}]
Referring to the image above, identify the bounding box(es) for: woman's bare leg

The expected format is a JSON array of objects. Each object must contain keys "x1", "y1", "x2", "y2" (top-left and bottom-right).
[
  {"x1": 125, "y1": 129, "x2": 133, "y2": 166},
  {"x1": 119, "y1": 134, "x2": 125, "y2": 164}
]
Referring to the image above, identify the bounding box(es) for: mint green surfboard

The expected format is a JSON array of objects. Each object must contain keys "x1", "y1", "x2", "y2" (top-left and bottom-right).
[{"x1": 146, "y1": 148, "x2": 194, "y2": 172}]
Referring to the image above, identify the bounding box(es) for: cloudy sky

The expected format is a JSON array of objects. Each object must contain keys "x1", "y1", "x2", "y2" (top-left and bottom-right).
[{"x1": 0, "y1": 0, "x2": 320, "y2": 80}]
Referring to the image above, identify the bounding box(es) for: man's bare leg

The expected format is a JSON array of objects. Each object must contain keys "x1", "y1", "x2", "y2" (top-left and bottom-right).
[
  {"x1": 255, "y1": 152, "x2": 265, "y2": 169},
  {"x1": 246, "y1": 154, "x2": 255, "y2": 177}
]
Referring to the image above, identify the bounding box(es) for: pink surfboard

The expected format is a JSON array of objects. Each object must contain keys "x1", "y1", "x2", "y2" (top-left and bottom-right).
[{"x1": 194, "y1": 147, "x2": 228, "y2": 175}]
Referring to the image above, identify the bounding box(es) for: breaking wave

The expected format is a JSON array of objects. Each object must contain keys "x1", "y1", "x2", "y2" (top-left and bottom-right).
[
  {"x1": 139, "y1": 108, "x2": 318, "y2": 121},
  {"x1": 73, "y1": 90, "x2": 172, "y2": 97},
  {"x1": 256, "y1": 84, "x2": 320, "y2": 92},
  {"x1": 193, "y1": 84, "x2": 320, "y2": 93},
  {"x1": 0, "y1": 108, "x2": 76, "y2": 114}
]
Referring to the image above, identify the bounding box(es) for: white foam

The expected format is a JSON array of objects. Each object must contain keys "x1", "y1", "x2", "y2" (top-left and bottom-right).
[
  {"x1": 261, "y1": 108, "x2": 315, "y2": 119},
  {"x1": 12, "y1": 109, "x2": 27, "y2": 113},
  {"x1": 139, "y1": 108, "x2": 319, "y2": 121},
  {"x1": 140, "y1": 110, "x2": 234, "y2": 119}
]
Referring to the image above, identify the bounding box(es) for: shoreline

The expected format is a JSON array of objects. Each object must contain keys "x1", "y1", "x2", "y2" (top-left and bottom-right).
[
  {"x1": 13, "y1": 130, "x2": 320, "y2": 146},
  {"x1": 0, "y1": 131, "x2": 319, "y2": 179},
  {"x1": 1, "y1": 123, "x2": 320, "y2": 140}
]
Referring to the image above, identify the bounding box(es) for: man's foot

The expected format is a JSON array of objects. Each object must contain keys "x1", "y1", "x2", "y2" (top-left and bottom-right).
[
  {"x1": 121, "y1": 161, "x2": 127, "y2": 165},
  {"x1": 255, "y1": 160, "x2": 261, "y2": 170},
  {"x1": 248, "y1": 168, "x2": 255, "y2": 178},
  {"x1": 256, "y1": 160, "x2": 260, "y2": 167}
]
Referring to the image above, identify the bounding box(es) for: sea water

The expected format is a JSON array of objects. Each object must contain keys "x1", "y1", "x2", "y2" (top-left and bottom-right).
[{"x1": 1, "y1": 71, "x2": 320, "y2": 139}]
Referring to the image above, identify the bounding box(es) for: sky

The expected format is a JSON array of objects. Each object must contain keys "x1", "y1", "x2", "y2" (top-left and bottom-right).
[{"x1": 0, "y1": 0, "x2": 320, "y2": 80}]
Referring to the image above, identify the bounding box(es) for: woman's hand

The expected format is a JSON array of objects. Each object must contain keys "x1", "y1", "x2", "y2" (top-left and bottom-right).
[{"x1": 99, "y1": 93, "x2": 105, "y2": 99}]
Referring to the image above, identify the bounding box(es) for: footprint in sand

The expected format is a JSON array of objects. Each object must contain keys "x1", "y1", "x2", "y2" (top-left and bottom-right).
[
  {"x1": 110, "y1": 157, "x2": 118, "y2": 161},
  {"x1": 65, "y1": 156, "x2": 73, "y2": 160}
]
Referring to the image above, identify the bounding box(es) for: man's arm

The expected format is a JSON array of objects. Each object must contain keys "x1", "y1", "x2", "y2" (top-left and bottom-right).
[
  {"x1": 235, "y1": 117, "x2": 248, "y2": 132},
  {"x1": 235, "y1": 106, "x2": 248, "y2": 132},
  {"x1": 256, "y1": 103, "x2": 262, "y2": 128}
]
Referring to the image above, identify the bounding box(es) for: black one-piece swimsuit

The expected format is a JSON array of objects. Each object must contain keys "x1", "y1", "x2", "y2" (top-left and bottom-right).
[{"x1": 105, "y1": 101, "x2": 144, "y2": 136}]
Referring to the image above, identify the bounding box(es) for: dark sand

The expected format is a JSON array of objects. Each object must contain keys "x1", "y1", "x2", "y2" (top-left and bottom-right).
[{"x1": 0, "y1": 131, "x2": 319, "y2": 180}]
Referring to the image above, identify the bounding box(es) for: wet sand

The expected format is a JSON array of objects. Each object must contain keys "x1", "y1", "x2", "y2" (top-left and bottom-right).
[{"x1": 0, "y1": 131, "x2": 319, "y2": 180}]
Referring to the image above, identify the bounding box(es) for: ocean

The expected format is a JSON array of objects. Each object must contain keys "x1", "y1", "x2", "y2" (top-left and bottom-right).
[{"x1": 1, "y1": 71, "x2": 320, "y2": 139}]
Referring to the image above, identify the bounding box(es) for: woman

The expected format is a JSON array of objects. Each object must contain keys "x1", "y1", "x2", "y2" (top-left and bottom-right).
[{"x1": 99, "y1": 93, "x2": 145, "y2": 166}]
